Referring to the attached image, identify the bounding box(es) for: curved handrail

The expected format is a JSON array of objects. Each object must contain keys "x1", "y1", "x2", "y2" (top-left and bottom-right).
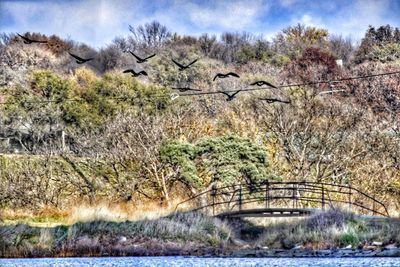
[{"x1": 174, "y1": 181, "x2": 390, "y2": 217}]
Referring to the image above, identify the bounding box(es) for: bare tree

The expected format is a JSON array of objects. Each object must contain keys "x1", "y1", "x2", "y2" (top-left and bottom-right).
[
  {"x1": 129, "y1": 20, "x2": 171, "y2": 49},
  {"x1": 329, "y1": 35, "x2": 354, "y2": 64}
]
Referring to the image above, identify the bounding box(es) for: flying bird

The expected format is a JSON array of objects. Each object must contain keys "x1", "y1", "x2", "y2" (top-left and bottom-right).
[
  {"x1": 213, "y1": 72, "x2": 240, "y2": 81},
  {"x1": 171, "y1": 87, "x2": 202, "y2": 92},
  {"x1": 17, "y1": 33, "x2": 47, "y2": 44},
  {"x1": 123, "y1": 69, "x2": 148, "y2": 77},
  {"x1": 250, "y1": 80, "x2": 277, "y2": 88},
  {"x1": 129, "y1": 51, "x2": 156, "y2": 63},
  {"x1": 259, "y1": 98, "x2": 290, "y2": 104},
  {"x1": 219, "y1": 90, "x2": 242, "y2": 101},
  {"x1": 68, "y1": 52, "x2": 94, "y2": 64},
  {"x1": 172, "y1": 58, "x2": 198, "y2": 71}
]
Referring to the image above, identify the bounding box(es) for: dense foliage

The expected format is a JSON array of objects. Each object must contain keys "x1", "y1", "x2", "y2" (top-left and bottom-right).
[{"x1": 0, "y1": 21, "x2": 400, "y2": 215}]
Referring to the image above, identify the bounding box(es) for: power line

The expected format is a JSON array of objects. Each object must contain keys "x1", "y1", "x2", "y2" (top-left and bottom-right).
[
  {"x1": 0, "y1": 70, "x2": 399, "y2": 105},
  {"x1": 177, "y1": 70, "x2": 400, "y2": 97}
]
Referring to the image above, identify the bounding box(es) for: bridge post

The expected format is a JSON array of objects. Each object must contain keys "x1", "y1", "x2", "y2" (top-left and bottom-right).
[
  {"x1": 349, "y1": 186, "x2": 352, "y2": 212},
  {"x1": 292, "y1": 183, "x2": 298, "y2": 208},
  {"x1": 321, "y1": 184, "x2": 325, "y2": 210},
  {"x1": 211, "y1": 185, "x2": 217, "y2": 216},
  {"x1": 238, "y1": 184, "x2": 242, "y2": 211},
  {"x1": 265, "y1": 181, "x2": 270, "y2": 208}
]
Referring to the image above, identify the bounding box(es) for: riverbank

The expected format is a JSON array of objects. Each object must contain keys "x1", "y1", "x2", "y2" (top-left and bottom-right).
[
  {"x1": 1, "y1": 210, "x2": 399, "y2": 258},
  {"x1": 232, "y1": 247, "x2": 400, "y2": 257}
]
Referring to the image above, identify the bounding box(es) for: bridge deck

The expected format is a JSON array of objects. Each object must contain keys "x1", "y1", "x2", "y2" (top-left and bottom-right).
[{"x1": 217, "y1": 208, "x2": 321, "y2": 218}]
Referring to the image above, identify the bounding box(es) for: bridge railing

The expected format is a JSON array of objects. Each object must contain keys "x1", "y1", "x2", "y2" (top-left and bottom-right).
[{"x1": 175, "y1": 181, "x2": 390, "y2": 217}]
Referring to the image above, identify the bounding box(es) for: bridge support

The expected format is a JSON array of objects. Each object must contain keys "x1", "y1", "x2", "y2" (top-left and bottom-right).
[{"x1": 265, "y1": 181, "x2": 270, "y2": 208}]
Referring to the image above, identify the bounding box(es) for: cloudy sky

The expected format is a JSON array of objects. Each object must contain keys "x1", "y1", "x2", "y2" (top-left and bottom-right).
[{"x1": 1, "y1": 0, "x2": 399, "y2": 48}]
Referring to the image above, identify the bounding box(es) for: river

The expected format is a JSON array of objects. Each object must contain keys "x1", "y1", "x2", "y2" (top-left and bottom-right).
[{"x1": 0, "y1": 257, "x2": 399, "y2": 267}]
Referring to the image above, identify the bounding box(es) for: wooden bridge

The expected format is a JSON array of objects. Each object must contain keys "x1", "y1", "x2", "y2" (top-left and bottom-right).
[{"x1": 175, "y1": 181, "x2": 390, "y2": 218}]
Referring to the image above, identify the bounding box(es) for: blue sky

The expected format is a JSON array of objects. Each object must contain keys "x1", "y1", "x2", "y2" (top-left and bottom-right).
[{"x1": 1, "y1": 0, "x2": 399, "y2": 48}]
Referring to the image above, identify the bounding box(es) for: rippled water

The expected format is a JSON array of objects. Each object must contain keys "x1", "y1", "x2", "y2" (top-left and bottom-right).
[{"x1": 0, "y1": 257, "x2": 399, "y2": 267}]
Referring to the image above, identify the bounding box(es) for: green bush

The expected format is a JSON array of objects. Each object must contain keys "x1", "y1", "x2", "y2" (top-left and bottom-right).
[
  {"x1": 369, "y1": 43, "x2": 400, "y2": 63},
  {"x1": 160, "y1": 135, "x2": 277, "y2": 190}
]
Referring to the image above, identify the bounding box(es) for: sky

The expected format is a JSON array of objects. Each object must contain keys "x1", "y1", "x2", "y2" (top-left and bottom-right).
[{"x1": 1, "y1": 0, "x2": 399, "y2": 48}]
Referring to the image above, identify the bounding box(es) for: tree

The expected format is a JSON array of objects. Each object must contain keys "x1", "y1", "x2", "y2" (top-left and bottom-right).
[
  {"x1": 285, "y1": 47, "x2": 341, "y2": 86},
  {"x1": 160, "y1": 135, "x2": 276, "y2": 195},
  {"x1": 329, "y1": 35, "x2": 354, "y2": 64},
  {"x1": 274, "y1": 23, "x2": 329, "y2": 58},
  {"x1": 198, "y1": 33, "x2": 217, "y2": 56},
  {"x1": 129, "y1": 20, "x2": 171, "y2": 49},
  {"x1": 354, "y1": 25, "x2": 400, "y2": 64}
]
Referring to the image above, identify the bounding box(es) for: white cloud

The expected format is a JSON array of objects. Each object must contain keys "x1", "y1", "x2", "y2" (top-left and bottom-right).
[
  {"x1": 293, "y1": 14, "x2": 326, "y2": 28},
  {"x1": 186, "y1": 0, "x2": 266, "y2": 30},
  {"x1": 1, "y1": 0, "x2": 145, "y2": 48},
  {"x1": 322, "y1": 0, "x2": 396, "y2": 39},
  {"x1": 1, "y1": 0, "x2": 398, "y2": 47}
]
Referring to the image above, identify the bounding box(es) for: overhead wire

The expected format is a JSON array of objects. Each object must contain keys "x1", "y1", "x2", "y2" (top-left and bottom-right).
[{"x1": 0, "y1": 70, "x2": 399, "y2": 105}]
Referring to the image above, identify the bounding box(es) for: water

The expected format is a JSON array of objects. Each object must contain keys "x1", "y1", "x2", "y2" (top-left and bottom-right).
[{"x1": 0, "y1": 257, "x2": 399, "y2": 267}]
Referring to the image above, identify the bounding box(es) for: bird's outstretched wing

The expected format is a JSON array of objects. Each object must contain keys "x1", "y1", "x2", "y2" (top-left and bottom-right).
[
  {"x1": 129, "y1": 51, "x2": 143, "y2": 61},
  {"x1": 172, "y1": 59, "x2": 185, "y2": 69},
  {"x1": 186, "y1": 58, "x2": 198, "y2": 67},
  {"x1": 123, "y1": 69, "x2": 135, "y2": 74},
  {"x1": 144, "y1": 54, "x2": 156, "y2": 60},
  {"x1": 231, "y1": 90, "x2": 242, "y2": 97},
  {"x1": 68, "y1": 52, "x2": 85, "y2": 61},
  {"x1": 250, "y1": 80, "x2": 277, "y2": 88},
  {"x1": 250, "y1": 81, "x2": 258, "y2": 86},
  {"x1": 227, "y1": 72, "x2": 240, "y2": 78},
  {"x1": 213, "y1": 74, "x2": 221, "y2": 81},
  {"x1": 263, "y1": 81, "x2": 277, "y2": 88},
  {"x1": 18, "y1": 34, "x2": 32, "y2": 43},
  {"x1": 172, "y1": 87, "x2": 202, "y2": 92},
  {"x1": 260, "y1": 98, "x2": 290, "y2": 104},
  {"x1": 218, "y1": 91, "x2": 231, "y2": 97},
  {"x1": 138, "y1": 71, "x2": 148, "y2": 76}
]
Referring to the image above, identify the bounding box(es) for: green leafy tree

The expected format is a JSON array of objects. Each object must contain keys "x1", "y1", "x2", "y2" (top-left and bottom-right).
[{"x1": 160, "y1": 135, "x2": 277, "y2": 194}]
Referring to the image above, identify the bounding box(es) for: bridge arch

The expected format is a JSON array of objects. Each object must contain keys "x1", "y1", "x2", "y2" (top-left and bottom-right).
[{"x1": 175, "y1": 181, "x2": 390, "y2": 218}]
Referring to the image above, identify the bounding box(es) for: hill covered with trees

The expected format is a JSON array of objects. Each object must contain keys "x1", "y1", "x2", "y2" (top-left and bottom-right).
[{"x1": 0, "y1": 21, "x2": 400, "y2": 220}]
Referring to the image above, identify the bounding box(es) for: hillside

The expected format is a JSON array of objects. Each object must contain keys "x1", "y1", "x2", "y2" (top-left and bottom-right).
[{"x1": 0, "y1": 22, "x2": 400, "y2": 222}]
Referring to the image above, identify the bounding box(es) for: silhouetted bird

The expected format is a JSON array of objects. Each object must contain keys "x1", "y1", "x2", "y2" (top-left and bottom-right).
[
  {"x1": 123, "y1": 69, "x2": 148, "y2": 77},
  {"x1": 171, "y1": 87, "x2": 202, "y2": 92},
  {"x1": 250, "y1": 80, "x2": 277, "y2": 88},
  {"x1": 172, "y1": 58, "x2": 198, "y2": 70},
  {"x1": 68, "y1": 52, "x2": 94, "y2": 64},
  {"x1": 129, "y1": 51, "x2": 156, "y2": 63},
  {"x1": 259, "y1": 98, "x2": 290, "y2": 104},
  {"x1": 219, "y1": 90, "x2": 242, "y2": 101},
  {"x1": 213, "y1": 72, "x2": 240, "y2": 81},
  {"x1": 18, "y1": 33, "x2": 47, "y2": 44}
]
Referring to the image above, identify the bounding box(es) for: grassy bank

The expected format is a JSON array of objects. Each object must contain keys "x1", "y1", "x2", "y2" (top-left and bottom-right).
[
  {"x1": 0, "y1": 212, "x2": 231, "y2": 258},
  {"x1": 252, "y1": 210, "x2": 400, "y2": 250},
  {"x1": 1, "y1": 209, "x2": 399, "y2": 258}
]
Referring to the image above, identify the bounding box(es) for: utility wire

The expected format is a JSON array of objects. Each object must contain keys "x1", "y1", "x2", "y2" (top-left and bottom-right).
[
  {"x1": 0, "y1": 70, "x2": 399, "y2": 105},
  {"x1": 177, "y1": 70, "x2": 400, "y2": 97}
]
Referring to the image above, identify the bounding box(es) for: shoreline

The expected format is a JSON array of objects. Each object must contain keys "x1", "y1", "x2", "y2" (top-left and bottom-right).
[
  {"x1": 2, "y1": 247, "x2": 400, "y2": 259},
  {"x1": 1, "y1": 210, "x2": 400, "y2": 259},
  {"x1": 231, "y1": 247, "x2": 400, "y2": 258}
]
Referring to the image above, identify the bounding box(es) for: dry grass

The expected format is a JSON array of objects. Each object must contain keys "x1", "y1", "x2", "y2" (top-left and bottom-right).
[
  {"x1": 255, "y1": 209, "x2": 400, "y2": 249},
  {"x1": 0, "y1": 198, "x2": 186, "y2": 227},
  {"x1": 0, "y1": 211, "x2": 232, "y2": 257}
]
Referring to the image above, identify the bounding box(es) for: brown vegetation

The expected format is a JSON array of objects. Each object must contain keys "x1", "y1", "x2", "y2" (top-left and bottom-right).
[{"x1": 0, "y1": 22, "x2": 400, "y2": 221}]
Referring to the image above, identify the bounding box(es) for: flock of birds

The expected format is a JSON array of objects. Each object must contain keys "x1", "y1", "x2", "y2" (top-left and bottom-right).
[{"x1": 17, "y1": 33, "x2": 290, "y2": 103}]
